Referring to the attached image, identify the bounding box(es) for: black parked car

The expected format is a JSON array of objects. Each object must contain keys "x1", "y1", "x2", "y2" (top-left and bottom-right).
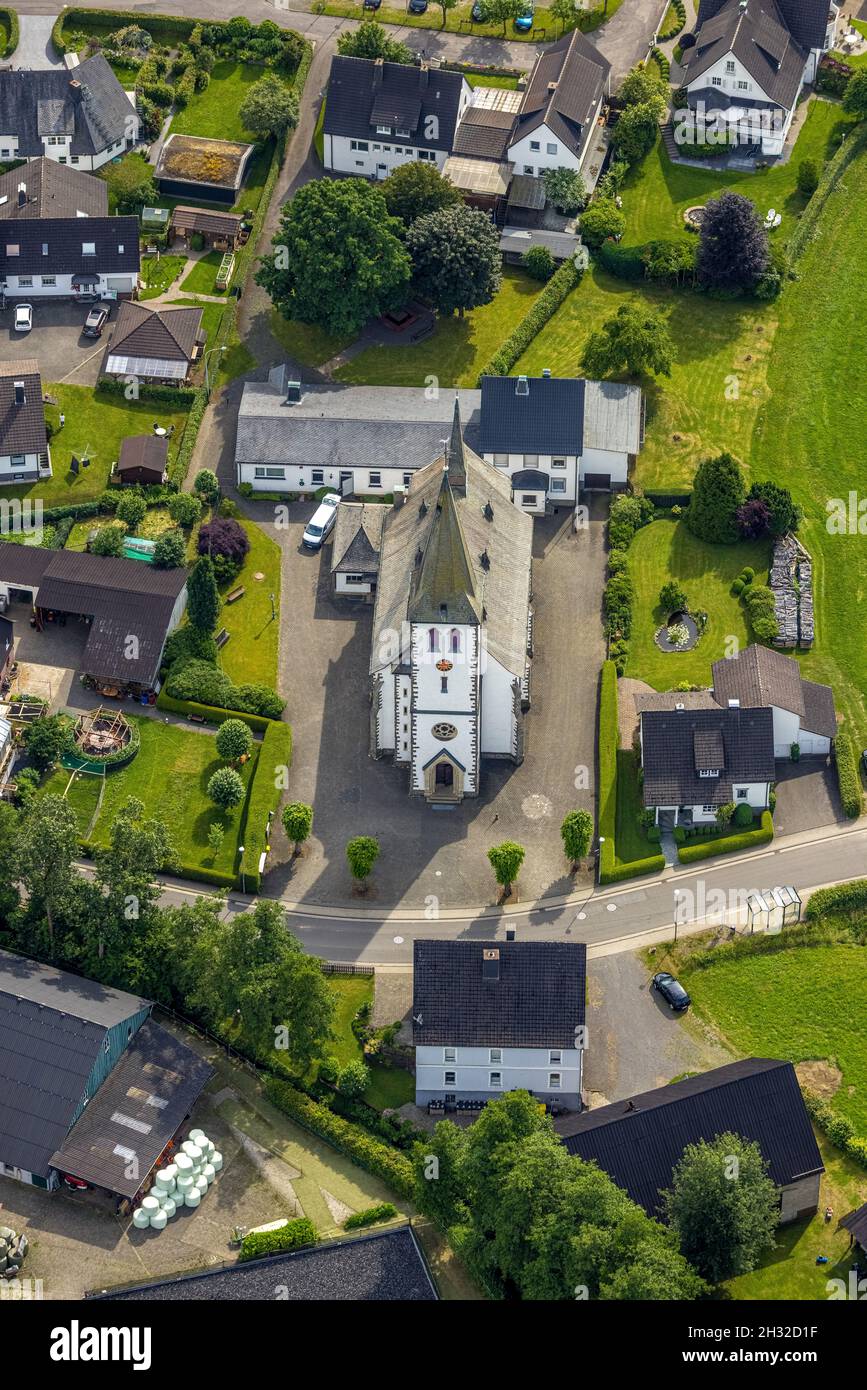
[
  {"x1": 471, "y1": 0, "x2": 485, "y2": 17},
  {"x1": 408, "y1": 0, "x2": 428, "y2": 11},
  {"x1": 651, "y1": 971, "x2": 691, "y2": 1012},
  {"x1": 362, "y1": 0, "x2": 381, "y2": 10}
]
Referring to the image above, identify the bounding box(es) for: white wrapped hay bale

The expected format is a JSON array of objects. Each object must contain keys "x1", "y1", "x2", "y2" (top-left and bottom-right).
[
  {"x1": 160, "y1": 1196, "x2": 177, "y2": 1220},
  {"x1": 211, "y1": 1151, "x2": 223, "y2": 1172},
  {"x1": 184, "y1": 1187, "x2": 201, "y2": 1209},
  {"x1": 132, "y1": 1208, "x2": 150, "y2": 1230},
  {"x1": 202, "y1": 1163, "x2": 215, "y2": 1185},
  {"x1": 149, "y1": 1210, "x2": 167, "y2": 1231}
]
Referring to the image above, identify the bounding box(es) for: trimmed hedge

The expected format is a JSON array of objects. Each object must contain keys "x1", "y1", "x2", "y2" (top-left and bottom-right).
[
  {"x1": 0, "y1": 7, "x2": 18, "y2": 57},
  {"x1": 53, "y1": 8, "x2": 196, "y2": 55},
  {"x1": 787, "y1": 121, "x2": 867, "y2": 270},
  {"x1": 343, "y1": 1202, "x2": 398, "y2": 1231},
  {"x1": 677, "y1": 811, "x2": 773, "y2": 863},
  {"x1": 239, "y1": 1217, "x2": 318, "y2": 1262},
  {"x1": 263, "y1": 1077, "x2": 415, "y2": 1199},
  {"x1": 156, "y1": 690, "x2": 273, "y2": 733},
  {"x1": 96, "y1": 378, "x2": 199, "y2": 407},
  {"x1": 805, "y1": 878, "x2": 867, "y2": 921},
  {"x1": 478, "y1": 259, "x2": 583, "y2": 380},
  {"x1": 803, "y1": 1091, "x2": 867, "y2": 1174},
  {"x1": 240, "y1": 720, "x2": 294, "y2": 892},
  {"x1": 658, "y1": 0, "x2": 686, "y2": 39},
  {"x1": 833, "y1": 731, "x2": 862, "y2": 820},
  {"x1": 603, "y1": 854, "x2": 668, "y2": 884}
]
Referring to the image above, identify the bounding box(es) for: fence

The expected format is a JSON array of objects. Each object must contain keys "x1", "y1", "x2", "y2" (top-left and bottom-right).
[{"x1": 319, "y1": 961, "x2": 374, "y2": 977}]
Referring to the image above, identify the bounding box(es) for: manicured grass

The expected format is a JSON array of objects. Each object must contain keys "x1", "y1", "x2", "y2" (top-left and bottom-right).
[
  {"x1": 727, "y1": 1133, "x2": 863, "y2": 1300},
  {"x1": 87, "y1": 716, "x2": 257, "y2": 879},
  {"x1": 319, "y1": 0, "x2": 622, "y2": 42},
  {"x1": 321, "y1": 976, "x2": 416, "y2": 1111},
  {"x1": 623, "y1": 99, "x2": 852, "y2": 246},
  {"x1": 678, "y1": 943, "x2": 867, "y2": 1134},
  {"x1": 614, "y1": 748, "x2": 654, "y2": 867},
  {"x1": 516, "y1": 265, "x2": 777, "y2": 490},
  {"x1": 168, "y1": 298, "x2": 255, "y2": 385},
  {"x1": 139, "y1": 254, "x2": 187, "y2": 300},
  {"x1": 40, "y1": 766, "x2": 102, "y2": 836},
  {"x1": 169, "y1": 61, "x2": 266, "y2": 143},
  {"x1": 17, "y1": 386, "x2": 188, "y2": 506},
  {"x1": 106, "y1": 63, "x2": 142, "y2": 89},
  {"x1": 216, "y1": 519, "x2": 281, "y2": 688},
  {"x1": 624, "y1": 519, "x2": 771, "y2": 688},
  {"x1": 336, "y1": 268, "x2": 543, "y2": 387},
  {"x1": 270, "y1": 309, "x2": 351, "y2": 369},
  {"x1": 181, "y1": 250, "x2": 224, "y2": 296}
]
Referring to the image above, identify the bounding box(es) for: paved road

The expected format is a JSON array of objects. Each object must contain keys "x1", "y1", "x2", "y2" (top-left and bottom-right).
[{"x1": 114, "y1": 817, "x2": 867, "y2": 963}]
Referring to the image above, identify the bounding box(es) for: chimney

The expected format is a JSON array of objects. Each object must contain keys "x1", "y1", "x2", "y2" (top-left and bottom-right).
[
  {"x1": 419, "y1": 63, "x2": 429, "y2": 90},
  {"x1": 547, "y1": 81, "x2": 558, "y2": 93},
  {"x1": 16, "y1": 182, "x2": 26, "y2": 208},
  {"x1": 515, "y1": 374, "x2": 529, "y2": 397},
  {"x1": 373, "y1": 57, "x2": 384, "y2": 89},
  {"x1": 675, "y1": 702, "x2": 685, "y2": 710},
  {"x1": 728, "y1": 698, "x2": 740, "y2": 708},
  {"x1": 542, "y1": 367, "x2": 551, "y2": 379},
  {"x1": 482, "y1": 947, "x2": 500, "y2": 982},
  {"x1": 69, "y1": 78, "x2": 81, "y2": 99},
  {"x1": 505, "y1": 926, "x2": 516, "y2": 942},
  {"x1": 285, "y1": 380, "x2": 302, "y2": 404},
  {"x1": 13, "y1": 380, "x2": 25, "y2": 407},
  {"x1": 393, "y1": 485, "x2": 406, "y2": 509}
]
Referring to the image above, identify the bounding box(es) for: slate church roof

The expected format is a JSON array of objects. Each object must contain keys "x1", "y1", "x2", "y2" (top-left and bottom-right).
[
  {"x1": 331, "y1": 501, "x2": 387, "y2": 576},
  {"x1": 559, "y1": 1058, "x2": 824, "y2": 1218},
  {"x1": 413, "y1": 939, "x2": 587, "y2": 1049}
]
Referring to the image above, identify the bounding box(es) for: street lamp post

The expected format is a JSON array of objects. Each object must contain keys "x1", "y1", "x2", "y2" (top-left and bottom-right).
[{"x1": 597, "y1": 836, "x2": 605, "y2": 887}]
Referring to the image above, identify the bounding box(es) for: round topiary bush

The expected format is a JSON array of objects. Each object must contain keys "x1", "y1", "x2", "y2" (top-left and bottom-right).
[
  {"x1": 207, "y1": 765, "x2": 245, "y2": 809},
  {"x1": 733, "y1": 802, "x2": 754, "y2": 827},
  {"x1": 731, "y1": 578, "x2": 744, "y2": 596}
]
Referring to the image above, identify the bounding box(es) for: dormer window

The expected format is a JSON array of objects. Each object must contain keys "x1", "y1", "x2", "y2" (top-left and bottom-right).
[
  {"x1": 376, "y1": 125, "x2": 391, "y2": 135},
  {"x1": 698, "y1": 768, "x2": 720, "y2": 778},
  {"x1": 396, "y1": 128, "x2": 410, "y2": 138}
]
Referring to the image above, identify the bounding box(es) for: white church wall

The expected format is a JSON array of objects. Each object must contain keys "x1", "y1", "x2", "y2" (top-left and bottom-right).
[
  {"x1": 411, "y1": 621, "x2": 478, "y2": 795},
  {"x1": 481, "y1": 654, "x2": 517, "y2": 756}
]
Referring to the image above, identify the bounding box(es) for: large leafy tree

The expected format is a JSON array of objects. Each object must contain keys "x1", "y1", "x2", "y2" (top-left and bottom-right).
[
  {"x1": 618, "y1": 62, "x2": 667, "y2": 110},
  {"x1": 582, "y1": 303, "x2": 674, "y2": 379},
  {"x1": 14, "y1": 795, "x2": 79, "y2": 952},
  {"x1": 406, "y1": 203, "x2": 501, "y2": 317},
  {"x1": 188, "y1": 898, "x2": 335, "y2": 1064},
  {"x1": 610, "y1": 100, "x2": 663, "y2": 165},
  {"x1": 686, "y1": 451, "x2": 745, "y2": 544},
  {"x1": 24, "y1": 714, "x2": 72, "y2": 771},
  {"x1": 336, "y1": 20, "x2": 413, "y2": 64},
  {"x1": 186, "y1": 554, "x2": 221, "y2": 633},
  {"x1": 239, "y1": 72, "x2": 299, "y2": 140},
  {"x1": 663, "y1": 1133, "x2": 779, "y2": 1284},
  {"x1": 382, "y1": 161, "x2": 461, "y2": 226},
  {"x1": 0, "y1": 802, "x2": 20, "y2": 924},
  {"x1": 257, "y1": 179, "x2": 411, "y2": 337},
  {"x1": 696, "y1": 190, "x2": 769, "y2": 292},
  {"x1": 579, "y1": 197, "x2": 626, "y2": 249},
  {"x1": 90, "y1": 797, "x2": 178, "y2": 970},
  {"x1": 413, "y1": 1091, "x2": 705, "y2": 1300}
]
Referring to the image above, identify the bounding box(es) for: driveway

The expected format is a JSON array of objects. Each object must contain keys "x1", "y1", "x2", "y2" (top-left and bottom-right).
[
  {"x1": 240, "y1": 496, "x2": 607, "y2": 909},
  {"x1": 772, "y1": 757, "x2": 847, "y2": 837},
  {"x1": 0, "y1": 301, "x2": 111, "y2": 387},
  {"x1": 582, "y1": 951, "x2": 732, "y2": 1107},
  {"x1": 13, "y1": 15, "x2": 62, "y2": 70}
]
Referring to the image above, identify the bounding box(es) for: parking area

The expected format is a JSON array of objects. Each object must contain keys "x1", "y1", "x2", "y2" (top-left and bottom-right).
[
  {"x1": 255, "y1": 496, "x2": 608, "y2": 909},
  {"x1": 0, "y1": 300, "x2": 114, "y2": 386},
  {"x1": 772, "y1": 757, "x2": 847, "y2": 837},
  {"x1": 4, "y1": 606, "x2": 90, "y2": 711}
]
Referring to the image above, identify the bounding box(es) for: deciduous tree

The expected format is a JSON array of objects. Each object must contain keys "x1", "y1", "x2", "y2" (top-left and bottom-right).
[
  {"x1": 239, "y1": 71, "x2": 299, "y2": 140},
  {"x1": 663, "y1": 1133, "x2": 779, "y2": 1283},
  {"x1": 582, "y1": 303, "x2": 674, "y2": 379},
  {"x1": 696, "y1": 190, "x2": 769, "y2": 292},
  {"x1": 560, "y1": 809, "x2": 593, "y2": 866},
  {"x1": 488, "y1": 840, "x2": 525, "y2": 894},
  {"x1": 337, "y1": 20, "x2": 414, "y2": 64},
  {"x1": 381, "y1": 161, "x2": 461, "y2": 225},
  {"x1": 282, "y1": 801, "x2": 313, "y2": 853},
  {"x1": 346, "y1": 835, "x2": 380, "y2": 887},
  {"x1": 216, "y1": 718, "x2": 253, "y2": 763},
  {"x1": 406, "y1": 203, "x2": 501, "y2": 317},
  {"x1": 207, "y1": 765, "x2": 245, "y2": 809}
]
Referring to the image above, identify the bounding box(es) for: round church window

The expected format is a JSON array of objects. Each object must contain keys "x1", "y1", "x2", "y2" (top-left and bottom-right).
[{"x1": 432, "y1": 722, "x2": 458, "y2": 741}]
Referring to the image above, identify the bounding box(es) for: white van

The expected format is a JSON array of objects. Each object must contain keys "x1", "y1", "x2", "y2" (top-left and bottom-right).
[{"x1": 302, "y1": 493, "x2": 341, "y2": 550}]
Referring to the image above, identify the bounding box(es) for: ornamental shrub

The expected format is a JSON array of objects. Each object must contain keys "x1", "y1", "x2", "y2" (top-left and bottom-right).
[
  {"x1": 733, "y1": 802, "x2": 754, "y2": 827},
  {"x1": 239, "y1": 1217, "x2": 318, "y2": 1261}
]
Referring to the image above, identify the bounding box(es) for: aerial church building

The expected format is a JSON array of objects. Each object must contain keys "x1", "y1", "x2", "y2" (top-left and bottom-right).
[{"x1": 369, "y1": 400, "x2": 533, "y2": 803}]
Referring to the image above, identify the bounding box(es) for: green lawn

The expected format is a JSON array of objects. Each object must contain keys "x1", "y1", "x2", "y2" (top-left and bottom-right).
[
  {"x1": 320, "y1": 975, "x2": 416, "y2": 1111},
  {"x1": 139, "y1": 253, "x2": 187, "y2": 300},
  {"x1": 336, "y1": 268, "x2": 543, "y2": 387},
  {"x1": 217, "y1": 519, "x2": 281, "y2": 688},
  {"x1": 180, "y1": 250, "x2": 224, "y2": 296},
  {"x1": 168, "y1": 298, "x2": 255, "y2": 385},
  {"x1": 169, "y1": 61, "x2": 268, "y2": 143},
  {"x1": 20, "y1": 386, "x2": 188, "y2": 506},
  {"x1": 624, "y1": 519, "x2": 771, "y2": 688},
  {"x1": 40, "y1": 766, "x2": 102, "y2": 837},
  {"x1": 622, "y1": 99, "x2": 852, "y2": 246},
  {"x1": 516, "y1": 266, "x2": 776, "y2": 491},
  {"x1": 86, "y1": 716, "x2": 257, "y2": 878},
  {"x1": 614, "y1": 748, "x2": 654, "y2": 867},
  {"x1": 466, "y1": 74, "x2": 519, "y2": 89},
  {"x1": 269, "y1": 309, "x2": 351, "y2": 369}
]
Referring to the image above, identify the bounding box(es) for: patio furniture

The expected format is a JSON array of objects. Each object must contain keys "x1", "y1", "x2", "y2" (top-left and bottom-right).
[
  {"x1": 764, "y1": 208, "x2": 776, "y2": 225},
  {"x1": 225, "y1": 586, "x2": 246, "y2": 604}
]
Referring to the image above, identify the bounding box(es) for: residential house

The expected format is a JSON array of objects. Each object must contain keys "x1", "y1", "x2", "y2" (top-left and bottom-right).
[
  {"x1": 505, "y1": 28, "x2": 610, "y2": 179},
  {"x1": 235, "y1": 370, "x2": 643, "y2": 507},
  {"x1": 0, "y1": 56, "x2": 139, "y2": 172},
  {"x1": 0, "y1": 360, "x2": 51, "y2": 486},
  {"x1": 323, "y1": 56, "x2": 471, "y2": 179},
  {"x1": 639, "y1": 703, "x2": 776, "y2": 826},
  {"x1": 330, "y1": 500, "x2": 387, "y2": 597},
  {"x1": 114, "y1": 434, "x2": 169, "y2": 487},
  {"x1": 413, "y1": 938, "x2": 587, "y2": 1109},
  {"x1": 93, "y1": 1227, "x2": 438, "y2": 1301},
  {"x1": 102, "y1": 301, "x2": 205, "y2": 385},
  {"x1": 680, "y1": 0, "x2": 839, "y2": 156},
  {"x1": 369, "y1": 402, "x2": 533, "y2": 800},
  {"x1": 710, "y1": 644, "x2": 837, "y2": 756},
  {"x1": 0, "y1": 949, "x2": 211, "y2": 1195},
  {"x1": 0, "y1": 541, "x2": 188, "y2": 693},
  {"x1": 559, "y1": 1058, "x2": 824, "y2": 1223}
]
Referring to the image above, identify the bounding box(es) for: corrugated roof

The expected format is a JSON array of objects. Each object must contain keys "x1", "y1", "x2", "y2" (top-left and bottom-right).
[
  {"x1": 560, "y1": 1059, "x2": 824, "y2": 1218},
  {"x1": 170, "y1": 205, "x2": 242, "y2": 237},
  {"x1": 583, "y1": 379, "x2": 643, "y2": 455},
  {"x1": 413, "y1": 939, "x2": 587, "y2": 1049}
]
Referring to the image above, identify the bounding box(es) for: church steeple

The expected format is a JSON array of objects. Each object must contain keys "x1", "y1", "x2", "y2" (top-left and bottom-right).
[
  {"x1": 408, "y1": 470, "x2": 480, "y2": 626},
  {"x1": 445, "y1": 395, "x2": 467, "y2": 496}
]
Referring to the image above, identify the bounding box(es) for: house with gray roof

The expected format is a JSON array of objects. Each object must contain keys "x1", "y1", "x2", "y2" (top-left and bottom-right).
[
  {"x1": 711, "y1": 643, "x2": 836, "y2": 756},
  {"x1": 0, "y1": 55, "x2": 140, "y2": 172},
  {"x1": 330, "y1": 501, "x2": 387, "y2": 597},
  {"x1": 369, "y1": 400, "x2": 533, "y2": 801},
  {"x1": 680, "y1": 0, "x2": 838, "y2": 156},
  {"x1": 0, "y1": 361, "x2": 51, "y2": 485},
  {"x1": 413, "y1": 938, "x2": 587, "y2": 1110},
  {"x1": 236, "y1": 369, "x2": 642, "y2": 512},
  {"x1": 640, "y1": 703, "x2": 776, "y2": 826}
]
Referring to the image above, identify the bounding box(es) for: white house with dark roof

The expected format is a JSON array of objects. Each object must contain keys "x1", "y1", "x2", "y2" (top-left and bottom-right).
[
  {"x1": 0, "y1": 361, "x2": 51, "y2": 485},
  {"x1": 505, "y1": 28, "x2": 610, "y2": 178},
  {"x1": 0, "y1": 55, "x2": 139, "y2": 172},
  {"x1": 680, "y1": 0, "x2": 838, "y2": 155},
  {"x1": 413, "y1": 938, "x2": 587, "y2": 1110},
  {"x1": 710, "y1": 643, "x2": 836, "y2": 756},
  {"x1": 330, "y1": 501, "x2": 387, "y2": 597}
]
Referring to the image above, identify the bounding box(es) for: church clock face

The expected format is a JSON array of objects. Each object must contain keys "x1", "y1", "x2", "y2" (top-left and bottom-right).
[{"x1": 431, "y1": 722, "x2": 458, "y2": 741}]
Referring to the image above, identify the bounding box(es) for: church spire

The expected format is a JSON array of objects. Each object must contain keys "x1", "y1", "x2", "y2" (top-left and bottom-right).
[
  {"x1": 445, "y1": 395, "x2": 467, "y2": 496},
  {"x1": 408, "y1": 470, "x2": 480, "y2": 626}
]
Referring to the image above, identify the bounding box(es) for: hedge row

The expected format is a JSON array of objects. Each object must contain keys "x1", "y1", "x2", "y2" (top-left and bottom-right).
[
  {"x1": 343, "y1": 1202, "x2": 398, "y2": 1231},
  {"x1": 804, "y1": 877, "x2": 867, "y2": 921},
  {"x1": 477, "y1": 259, "x2": 583, "y2": 380},
  {"x1": 95, "y1": 378, "x2": 199, "y2": 407},
  {"x1": 603, "y1": 854, "x2": 668, "y2": 884},
  {"x1": 677, "y1": 811, "x2": 773, "y2": 863},
  {"x1": 263, "y1": 1077, "x2": 415, "y2": 1199},
  {"x1": 803, "y1": 1092, "x2": 867, "y2": 1172},
  {"x1": 658, "y1": 0, "x2": 686, "y2": 39},
  {"x1": 0, "y1": 7, "x2": 19, "y2": 57},
  {"x1": 52, "y1": 8, "x2": 196, "y2": 54},
  {"x1": 833, "y1": 731, "x2": 863, "y2": 820},
  {"x1": 786, "y1": 120, "x2": 867, "y2": 269},
  {"x1": 598, "y1": 662, "x2": 663, "y2": 884},
  {"x1": 155, "y1": 691, "x2": 274, "y2": 733},
  {"x1": 240, "y1": 720, "x2": 294, "y2": 893},
  {"x1": 239, "y1": 1217, "x2": 318, "y2": 1262}
]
